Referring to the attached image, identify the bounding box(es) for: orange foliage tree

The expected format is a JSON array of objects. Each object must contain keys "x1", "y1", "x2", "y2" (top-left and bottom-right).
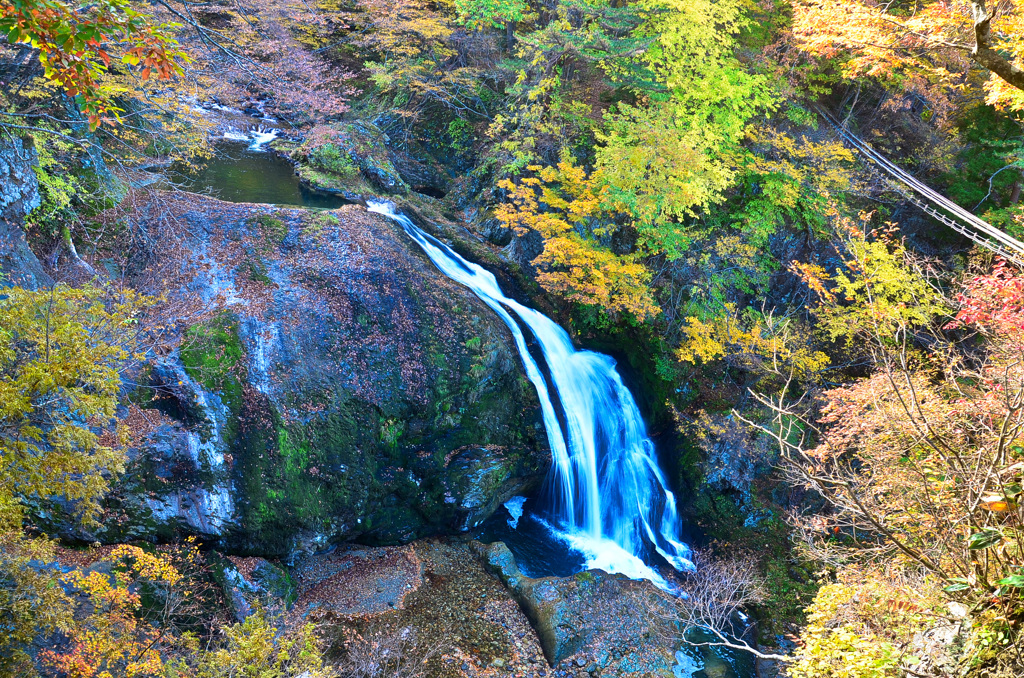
[
  {"x1": 0, "y1": 0, "x2": 186, "y2": 127},
  {"x1": 40, "y1": 543, "x2": 198, "y2": 678},
  {"x1": 793, "y1": 0, "x2": 1024, "y2": 111},
  {"x1": 743, "y1": 234, "x2": 1024, "y2": 668}
]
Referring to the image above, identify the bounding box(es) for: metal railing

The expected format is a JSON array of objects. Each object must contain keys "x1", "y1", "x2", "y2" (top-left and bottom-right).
[{"x1": 817, "y1": 107, "x2": 1024, "y2": 267}]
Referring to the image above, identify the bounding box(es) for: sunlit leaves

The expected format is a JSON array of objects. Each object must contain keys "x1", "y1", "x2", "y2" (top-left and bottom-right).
[
  {"x1": 0, "y1": 0, "x2": 186, "y2": 128},
  {"x1": 596, "y1": 102, "x2": 739, "y2": 256},
  {"x1": 496, "y1": 160, "x2": 660, "y2": 321},
  {"x1": 792, "y1": 0, "x2": 1024, "y2": 111},
  {"x1": 0, "y1": 283, "x2": 150, "y2": 530},
  {"x1": 592, "y1": 0, "x2": 775, "y2": 253},
  {"x1": 676, "y1": 306, "x2": 830, "y2": 383},
  {"x1": 736, "y1": 124, "x2": 856, "y2": 246},
  {"x1": 789, "y1": 572, "x2": 942, "y2": 678},
  {"x1": 171, "y1": 608, "x2": 335, "y2": 678},
  {"x1": 796, "y1": 223, "x2": 951, "y2": 345}
]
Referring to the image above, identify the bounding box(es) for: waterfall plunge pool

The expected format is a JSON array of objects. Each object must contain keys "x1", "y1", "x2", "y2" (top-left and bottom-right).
[
  {"x1": 368, "y1": 201, "x2": 695, "y2": 589},
  {"x1": 156, "y1": 153, "x2": 756, "y2": 678},
  {"x1": 165, "y1": 150, "x2": 697, "y2": 587}
]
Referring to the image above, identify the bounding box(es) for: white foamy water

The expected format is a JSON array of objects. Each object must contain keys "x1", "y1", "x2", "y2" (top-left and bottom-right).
[
  {"x1": 505, "y1": 496, "x2": 528, "y2": 529},
  {"x1": 368, "y1": 201, "x2": 694, "y2": 587},
  {"x1": 248, "y1": 126, "x2": 280, "y2": 151}
]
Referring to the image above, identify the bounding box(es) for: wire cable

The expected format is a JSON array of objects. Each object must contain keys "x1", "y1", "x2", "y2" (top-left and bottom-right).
[{"x1": 815, "y1": 106, "x2": 1024, "y2": 267}]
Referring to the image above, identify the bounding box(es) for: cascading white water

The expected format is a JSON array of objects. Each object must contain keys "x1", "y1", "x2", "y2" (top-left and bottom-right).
[
  {"x1": 368, "y1": 201, "x2": 694, "y2": 586},
  {"x1": 248, "y1": 126, "x2": 280, "y2": 151}
]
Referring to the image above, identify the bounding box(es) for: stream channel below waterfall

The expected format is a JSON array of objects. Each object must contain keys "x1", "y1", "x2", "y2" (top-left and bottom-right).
[{"x1": 162, "y1": 145, "x2": 757, "y2": 678}]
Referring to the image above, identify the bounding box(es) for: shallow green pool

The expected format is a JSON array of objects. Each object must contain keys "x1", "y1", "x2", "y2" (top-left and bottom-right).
[{"x1": 167, "y1": 143, "x2": 351, "y2": 209}]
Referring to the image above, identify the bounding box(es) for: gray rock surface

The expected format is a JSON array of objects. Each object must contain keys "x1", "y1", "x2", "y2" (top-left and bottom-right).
[
  {"x1": 474, "y1": 541, "x2": 681, "y2": 675},
  {"x1": 0, "y1": 135, "x2": 50, "y2": 289},
  {"x1": 83, "y1": 193, "x2": 548, "y2": 557}
]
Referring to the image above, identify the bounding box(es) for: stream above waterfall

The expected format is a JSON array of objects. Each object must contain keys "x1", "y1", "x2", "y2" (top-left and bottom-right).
[{"x1": 161, "y1": 141, "x2": 352, "y2": 209}]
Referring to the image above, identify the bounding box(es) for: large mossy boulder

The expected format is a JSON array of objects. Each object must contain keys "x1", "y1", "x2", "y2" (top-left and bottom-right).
[
  {"x1": 291, "y1": 121, "x2": 408, "y2": 197},
  {"x1": 92, "y1": 194, "x2": 547, "y2": 558}
]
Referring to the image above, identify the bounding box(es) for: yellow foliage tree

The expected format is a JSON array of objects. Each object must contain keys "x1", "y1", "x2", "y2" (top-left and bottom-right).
[
  {"x1": 676, "y1": 306, "x2": 830, "y2": 383},
  {"x1": 793, "y1": 0, "x2": 1024, "y2": 111},
  {"x1": 171, "y1": 607, "x2": 335, "y2": 678},
  {"x1": 39, "y1": 544, "x2": 194, "y2": 678},
  {"x1": 496, "y1": 160, "x2": 660, "y2": 321},
  {"x1": 596, "y1": 102, "x2": 740, "y2": 256},
  {"x1": 788, "y1": 566, "x2": 946, "y2": 678},
  {"x1": 792, "y1": 219, "x2": 951, "y2": 346},
  {"x1": 0, "y1": 283, "x2": 150, "y2": 531}
]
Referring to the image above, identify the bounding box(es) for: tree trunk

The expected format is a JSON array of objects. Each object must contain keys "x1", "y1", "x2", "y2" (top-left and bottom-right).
[{"x1": 971, "y1": 0, "x2": 1024, "y2": 91}]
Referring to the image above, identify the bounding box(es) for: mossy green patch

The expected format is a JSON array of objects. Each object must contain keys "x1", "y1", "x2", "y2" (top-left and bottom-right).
[
  {"x1": 249, "y1": 213, "x2": 287, "y2": 245},
  {"x1": 239, "y1": 258, "x2": 273, "y2": 285},
  {"x1": 379, "y1": 418, "x2": 405, "y2": 454},
  {"x1": 308, "y1": 143, "x2": 359, "y2": 178},
  {"x1": 230, "y1": 390, "x2": 388, "y2": 554},
  {"x1": 180, "y1": 313, "x2": 245, "y2": 414},
  {"x1": 296, "y1": 165, "x2": 361, "y2": 193}
]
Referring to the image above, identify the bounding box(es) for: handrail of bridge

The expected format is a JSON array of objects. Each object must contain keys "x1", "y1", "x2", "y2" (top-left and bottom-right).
[{"x1": 815, "y1": 106, "x2": 1024, "y2": 267}]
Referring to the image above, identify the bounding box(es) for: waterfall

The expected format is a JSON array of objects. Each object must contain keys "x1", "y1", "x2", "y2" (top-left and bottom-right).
[{"x1": 368, "y1": 202, "x2": 693, "y2": 586}]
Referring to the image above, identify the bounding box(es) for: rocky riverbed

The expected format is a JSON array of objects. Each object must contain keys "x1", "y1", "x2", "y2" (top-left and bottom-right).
[{"x1": 222, "y1": 537, "x2": 691, "y2": 678}]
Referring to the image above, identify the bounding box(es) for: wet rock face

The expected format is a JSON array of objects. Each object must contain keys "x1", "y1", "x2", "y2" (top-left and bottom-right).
[
  {"x1": 95, "y1": 194, "x2": 548, "y2": 557},
  {"x1": 0, "y1": 136, "x2": 50, "y2": 290},
  {"x1": 474, "y1": 542, "x2": 680, "y2": 676}
]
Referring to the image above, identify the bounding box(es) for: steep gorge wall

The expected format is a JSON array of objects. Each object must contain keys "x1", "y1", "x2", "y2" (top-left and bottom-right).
[
  {"x1": 2, "y1": 155, "x2": 550, "y2": 557},
  {"x1": 0, "y1": 136, "x2": 50, "y2": 289},
  {"x1": 96, "y1": 195, "x2": 550, "y2": 557}
]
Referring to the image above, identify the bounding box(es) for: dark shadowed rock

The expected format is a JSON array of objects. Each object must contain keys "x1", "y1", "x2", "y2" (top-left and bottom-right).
[
  {"x1": 390, "y1": 145, "x2": 451, "y2": 198},
  {"x1": 477, "y1": 217, "x2": 513, "y2": 247}
]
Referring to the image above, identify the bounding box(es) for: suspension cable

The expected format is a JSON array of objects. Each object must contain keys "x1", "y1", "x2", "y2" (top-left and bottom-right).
[{"x1": 815, "y1": 106, "x2": 1024, "y2": 267}]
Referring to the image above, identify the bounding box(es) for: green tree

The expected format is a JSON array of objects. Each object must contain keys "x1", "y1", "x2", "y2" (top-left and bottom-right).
[
  {"x1": 454, "y1": 0, "x2": 529, "y2": 30},
  {"x1": 594, "y1": 0, "x2": 775, "y2": 255},
  {"x1": 0, "y1": 533, "x2": 74, "y2": 676}
]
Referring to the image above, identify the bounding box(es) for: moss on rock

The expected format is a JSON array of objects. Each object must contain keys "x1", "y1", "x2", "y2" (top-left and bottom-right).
[{"x1": 295, "y1": 121, "x2": 408, "y2": 195}]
